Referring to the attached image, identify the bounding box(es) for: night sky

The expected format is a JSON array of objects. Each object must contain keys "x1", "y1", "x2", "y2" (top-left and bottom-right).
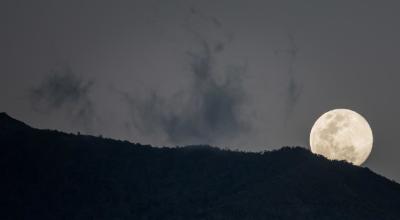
[{"x1": 1, "y1": 1, "x2": 400, "y2": 181}]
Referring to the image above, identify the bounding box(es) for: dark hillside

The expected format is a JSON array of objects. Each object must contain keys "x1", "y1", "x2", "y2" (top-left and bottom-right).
[{"x1": 1, "y1": 113, "x2": 400, "y2": 220}]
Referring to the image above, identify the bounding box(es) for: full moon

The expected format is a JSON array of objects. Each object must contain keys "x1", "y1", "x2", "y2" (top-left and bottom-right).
[{"x1": 309, "y1": 109, "x2": 373, "y2": 166}]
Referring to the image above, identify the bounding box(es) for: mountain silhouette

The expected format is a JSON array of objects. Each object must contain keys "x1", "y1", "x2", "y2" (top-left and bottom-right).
[
  {"x1": 1, "y1": 113, "x2": 400, "y2": 220},
  {"x1": 0, "y1": 112, "x2": 31, "y2": 132}
]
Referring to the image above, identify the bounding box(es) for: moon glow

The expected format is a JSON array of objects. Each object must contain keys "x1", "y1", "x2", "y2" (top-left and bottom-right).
[{"x1": 310, "y1": 109, "x2": 373, "y2": 166}]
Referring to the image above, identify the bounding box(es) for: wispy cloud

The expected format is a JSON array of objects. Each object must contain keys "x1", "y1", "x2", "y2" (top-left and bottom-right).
[
  {"x1": 275, "y1": 34, "x2": 303, "y2": 121},
  {"x1": 29, "y1": 66, "x2": 95, "y2": 129},
  {"x1": 123, "y1": 9, "x2": 249, "y2": 145}
]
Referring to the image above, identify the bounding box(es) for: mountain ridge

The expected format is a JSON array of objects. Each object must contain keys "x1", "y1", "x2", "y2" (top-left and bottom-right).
[
  {"x1": 0, "y1": 112, "x2": 31, "y2": 132},
  {"x1": 1, "y1": 113, "x2": 400, "y2": 219}
]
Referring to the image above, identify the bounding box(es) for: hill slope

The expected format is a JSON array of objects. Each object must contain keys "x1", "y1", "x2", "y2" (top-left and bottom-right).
[{"x1": 1, "y1": 113, "x2": 400, "y2": 220}]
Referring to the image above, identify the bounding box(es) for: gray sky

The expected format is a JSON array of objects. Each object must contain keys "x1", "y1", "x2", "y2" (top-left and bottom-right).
[{"x1": 1, "y1": 0, "x2": 400, "y2": 181}]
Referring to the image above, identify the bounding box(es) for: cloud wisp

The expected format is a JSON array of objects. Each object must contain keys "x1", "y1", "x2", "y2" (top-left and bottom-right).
[
  {"x1": 123, "y1": 11, "x2": 249, "y2": 145},
  {"x1": 29, "y1": 66, "x2": 95, "y2": 129},
  {"x1": 275, "y1": 34, "x2": 303, "y2": 121}
]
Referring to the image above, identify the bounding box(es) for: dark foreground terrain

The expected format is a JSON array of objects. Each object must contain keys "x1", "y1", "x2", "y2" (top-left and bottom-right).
[{"x1": 1, "y1": 112, "x2": 400, "y2": 220}]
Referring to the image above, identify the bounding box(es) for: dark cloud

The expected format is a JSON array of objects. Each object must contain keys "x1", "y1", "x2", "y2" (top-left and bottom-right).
[
  {"x1": 286, "y1": 76, "x2": 302, "y2": 117},
  {"x1": 183, "y1": 7, "x2": 233, "y2": 54},
  {"x1": 29, "y1": 66, "x2": 95, "y2": 129},
  {"x1": 275, "y1": 34, "x2": 303, "y2": 121},
  {"x1": 123, "y1": 12, "x2": 249, "y2": 144}
]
